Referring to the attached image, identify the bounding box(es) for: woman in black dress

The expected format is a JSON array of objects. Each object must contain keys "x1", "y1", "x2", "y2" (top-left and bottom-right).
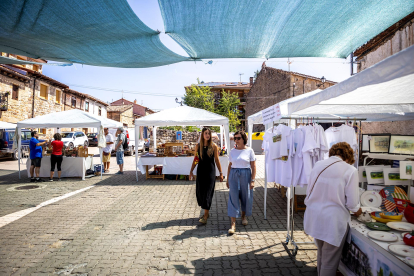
[{"x1": 190, "y1": 127, "x2": 224, "y2": 224}]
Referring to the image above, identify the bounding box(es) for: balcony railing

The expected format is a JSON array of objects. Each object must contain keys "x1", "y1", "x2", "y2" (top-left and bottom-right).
[{"x1": 0, "y1": 92, "x2": 9, "y2": 111}]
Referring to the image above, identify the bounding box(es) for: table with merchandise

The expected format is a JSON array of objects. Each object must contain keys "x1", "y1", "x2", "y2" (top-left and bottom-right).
[{"x1": 26, "y1": 145, "x2": 93, "y2": 180}]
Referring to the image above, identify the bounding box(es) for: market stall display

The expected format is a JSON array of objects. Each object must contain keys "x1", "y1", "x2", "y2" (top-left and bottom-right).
[
  {"x1": 134, "y1": 106, "x2": 230, "y2": 181},
  {"x1": 16, "y1": 109, "x2": 122, "y2": 180}
]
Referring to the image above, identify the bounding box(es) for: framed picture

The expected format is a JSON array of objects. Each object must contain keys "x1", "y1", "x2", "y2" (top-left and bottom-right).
[
  {"x1": 388, "y1": 135, "x2": 414, "y2": 155},
  {"x1": 383, "y1": 168, "x2": 411, "y2": 185},
  {"x1": 358, "y1": 165, "x2": 387, "y2": 183},
  {"x1": 368, "y1": 134, "x2": 390, "y2": 153},
  {"x1": 400, "y1": 161, "x2": 414, "y2": 180},
  {"x1": 362, "y1": 134, "x2": 369, "y2": 151},
  {"x1": 365, "y1": 167, "x2": 386, "y2": 185}
]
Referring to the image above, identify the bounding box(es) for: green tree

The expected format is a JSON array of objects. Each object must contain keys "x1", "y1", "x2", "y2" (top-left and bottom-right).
[
  {"x1": 217, "y1": 90, "x2": 241, "y2": 132},
  {"x1": 377, "y1": 267, "x2": 383, "y2": 276},
  {"x1": 182, "y1": 84, "x2": 215, "y2": 112}
]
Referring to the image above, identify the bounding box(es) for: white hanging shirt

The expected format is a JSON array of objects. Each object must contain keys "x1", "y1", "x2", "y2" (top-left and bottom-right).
[
  {"x1": 274, "y1": 130, "x2": 293, "y2": 187},
  {"x1": 229, "y1": 147, "x2": 256, "y2": 169},
  {"x1": 262, "y1": 139, "x2": 276, "y2": 182},
  {"x1": 262, "y1": 124, "x2": 292, "y2": 160},
  {"x1": 291, "y1": 128, "x2": 306, "y2": 187},
  {"x1": 301, "y1": 126, "x2": 318, "y2": 184},
  {"x1": 304, "y1": 156, "x2": 360, "y2": 247}
]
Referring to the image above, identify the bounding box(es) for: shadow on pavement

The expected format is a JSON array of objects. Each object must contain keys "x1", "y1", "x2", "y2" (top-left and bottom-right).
[{"x1": 174, "y1": 245, "x2": 317, "y2": 275}]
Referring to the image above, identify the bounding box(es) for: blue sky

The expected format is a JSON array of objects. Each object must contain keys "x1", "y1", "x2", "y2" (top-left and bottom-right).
[{"x1": 43, "y1": 0, "x2": 354, "y2": 111}]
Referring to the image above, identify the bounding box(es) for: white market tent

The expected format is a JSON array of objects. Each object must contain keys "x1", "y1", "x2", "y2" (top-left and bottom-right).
[
  {"x1": 247, "y1": 44, "x2": 414, "y2": 219},
  {"x1": 16, "y1": 109, "x2": 122, "y2": 178},
  {"x1": 0, "y1": 121, "x2": 17, "y2": 129},
  {"x1": 134, "y1": 105, "x2": 230, "y2": 181}
]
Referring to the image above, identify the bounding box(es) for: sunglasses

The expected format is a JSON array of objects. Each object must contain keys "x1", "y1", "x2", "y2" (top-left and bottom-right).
[{"x1": 234, "y1": 137, "x2": 242, "y2": 141}]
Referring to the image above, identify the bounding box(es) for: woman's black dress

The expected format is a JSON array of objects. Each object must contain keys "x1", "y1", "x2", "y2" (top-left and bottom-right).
[{"x1": 196, "y1": 145, "x2": 216, "y2": 210}]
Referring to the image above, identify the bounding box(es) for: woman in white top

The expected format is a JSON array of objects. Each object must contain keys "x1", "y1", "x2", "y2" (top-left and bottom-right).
[
  {"x1": 304, "y1": 142, "x2": 362, "y2": 276},
  {"x1": 226, "y1": 131, "x2": 256, "y2": 234}
]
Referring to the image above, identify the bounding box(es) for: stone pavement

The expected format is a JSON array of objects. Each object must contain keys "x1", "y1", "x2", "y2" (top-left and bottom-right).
[{"x1": 0, "y1": 154, "x2": 317, "y2": 275}]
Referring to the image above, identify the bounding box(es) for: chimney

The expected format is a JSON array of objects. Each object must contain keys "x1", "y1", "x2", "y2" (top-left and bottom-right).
[
  {"x1": 250, "y1": 77, "x2": 253, "y2": 86},
  {"x1": 134, "y1": 99, "x2": 137, "y2": 104}
]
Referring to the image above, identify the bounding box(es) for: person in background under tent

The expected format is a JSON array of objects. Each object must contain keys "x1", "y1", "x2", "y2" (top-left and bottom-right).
[
  {"x1": 49, "y1": 133, "x2": 63, "y2": 181},
  {"x1": 29, "y1": 130, "x2": 48, "y2": 182}
]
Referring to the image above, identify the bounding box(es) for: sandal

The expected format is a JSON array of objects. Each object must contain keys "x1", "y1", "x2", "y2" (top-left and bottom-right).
[
  {"x1": 199, "y1": 216, "x2": 208, "y2": 224},
  {"x1": 228, "y1": 224, "x2": 236, "y2": 235}
]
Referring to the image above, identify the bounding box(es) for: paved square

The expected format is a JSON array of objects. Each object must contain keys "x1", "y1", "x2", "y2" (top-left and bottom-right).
[{"x1": 0, "y1": 155, "x2": 317, "y2": 275}]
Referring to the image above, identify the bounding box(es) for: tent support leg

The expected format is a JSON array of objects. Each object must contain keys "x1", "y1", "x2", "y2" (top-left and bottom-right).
[{"x1": 18, "y1": 128, "x2": 21, "y2": 179}]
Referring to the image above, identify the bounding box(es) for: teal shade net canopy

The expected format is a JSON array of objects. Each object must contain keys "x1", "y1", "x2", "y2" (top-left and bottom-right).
[
  {"x1": 158, "y1": 0, "x2": 414, "y2": 59},
  {"x1": 0, "y1": 0, "x2": 188, "y2": 68}
]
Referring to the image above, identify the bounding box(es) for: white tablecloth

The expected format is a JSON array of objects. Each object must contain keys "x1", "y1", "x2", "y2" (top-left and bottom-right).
[
  {"x1": 137, "y1": 156, "x2": 229, "y2": 176},
  {"x1": 26, "y1": 156, "x2": 93, "y2": 180}
]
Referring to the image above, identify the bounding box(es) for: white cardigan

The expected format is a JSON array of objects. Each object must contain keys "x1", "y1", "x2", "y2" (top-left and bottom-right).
[{"x1": 304, "y1": 156, "x2": 360, "y2": 247}]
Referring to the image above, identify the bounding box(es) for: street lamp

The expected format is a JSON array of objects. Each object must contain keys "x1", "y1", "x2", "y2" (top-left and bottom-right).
[
  {"x1": 317, "y1": 76, "x2": 326, "y2": 88},
  {"x1": 175, "y1": 97, "x2": 183, "y2": 106}
]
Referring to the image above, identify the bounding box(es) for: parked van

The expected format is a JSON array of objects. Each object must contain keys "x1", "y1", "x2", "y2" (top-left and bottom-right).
[{"x1": 0, "y1": 128, "x2": 44, "y2": 160}]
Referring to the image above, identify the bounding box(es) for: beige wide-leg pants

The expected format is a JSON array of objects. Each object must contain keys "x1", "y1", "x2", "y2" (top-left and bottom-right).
[{"x1": 314, "y1": 226, "x2": 349, "y2": 276}]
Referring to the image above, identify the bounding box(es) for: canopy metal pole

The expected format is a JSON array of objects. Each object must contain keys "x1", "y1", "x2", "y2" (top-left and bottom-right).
[
  {"x1": 135, "y1": 124, "x2": 140, "y2": 182},
  {"x1": 220, "y1": 126, "x2": 223, "y2": 149},
  {"x1": 18, "y1": 127, "x2": 21, "y2": 179},
  {"x1": 153, "y1": 126, "x2": 157, "y2": 150}
]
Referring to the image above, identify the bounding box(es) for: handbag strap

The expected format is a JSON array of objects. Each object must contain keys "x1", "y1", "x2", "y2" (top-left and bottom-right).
[{"x1": 308, "y1": 160, "x2": 342, "y2": 197}]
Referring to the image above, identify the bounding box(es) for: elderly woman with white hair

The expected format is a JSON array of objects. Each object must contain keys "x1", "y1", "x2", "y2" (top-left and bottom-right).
[{"x1": 114, "y1": 126, "x2": 126, "y2": 175}]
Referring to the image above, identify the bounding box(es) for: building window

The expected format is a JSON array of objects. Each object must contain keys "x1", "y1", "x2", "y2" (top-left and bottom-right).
[
  {"x1": 40, "y1": 84, "x2": 48, "y2": 99},
  {"x1": 85, "y1": 101, "x2": 89, "y2": 112},
  {"x1": 12, "y1": 85, "x2": 19, "y2": 100},
  {"x1": 38, "y1": 128, "x2": 46, "y2": 134},
  {"x1": 71, "y1": 97, "x2": 76, "y2": 108},
  {"x1": 55, "y1": 89, "x2": 61, "y2": 104},
  {"x1": 98, "y1": 106, "x2": 101, "y2": 116}
]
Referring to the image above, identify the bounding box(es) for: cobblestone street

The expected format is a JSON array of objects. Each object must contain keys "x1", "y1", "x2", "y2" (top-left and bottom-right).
[{"x1": 0, "y1": 154, "x2": 317, "y2": 275}]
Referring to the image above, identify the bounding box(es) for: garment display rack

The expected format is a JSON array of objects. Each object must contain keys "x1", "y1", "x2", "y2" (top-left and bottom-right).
[{"x1": 269, "y1": 117, "x2": 367, "y2": 256}]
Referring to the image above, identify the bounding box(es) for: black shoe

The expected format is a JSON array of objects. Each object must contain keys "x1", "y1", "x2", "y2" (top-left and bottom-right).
[
  {"x1": 49, "y1": 178, "x2": 53, "y2": 182},
  {"x1": 58, "y1": 178, "x2": 62, "y2": 181},
  {"x1": 35, "y1": 178, "x2": 45, "y2": 182},
  {"x1": 30, "y1": 178, "x2": 35, "y2": 182}
]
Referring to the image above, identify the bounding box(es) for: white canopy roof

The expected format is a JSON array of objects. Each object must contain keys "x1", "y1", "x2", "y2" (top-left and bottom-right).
[
  {"x1": 248, "y1": 44, "x2": 414, "y2": 124},
  {"x1": 17, "y1": 109, "x2": 121, "y2": 129},
  {"x1": 0, "y1": 121, "x2": 17, "y2": 129},
  {"x1": 135, "y1": 106, "x2": 229, "y2": 127},
  {"x1": 247, "y1": 89, "x2": 322, "y2": 125}
]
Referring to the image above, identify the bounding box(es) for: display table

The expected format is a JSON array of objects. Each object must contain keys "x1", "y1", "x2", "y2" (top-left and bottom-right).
[
  {"x1": 339, "y1": 219, "x2": 414, "y2": 276},
  {"x1": 26, "y1": 156, "x2": 94, "y2": 180},
  {"x1": 137, "y1": 156, "x2": 229, "y2": 179}
]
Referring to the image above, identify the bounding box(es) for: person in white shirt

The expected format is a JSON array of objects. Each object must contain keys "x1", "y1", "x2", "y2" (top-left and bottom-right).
[
  {"x1": 304, "y1": 142, "x2": 362, "y2": 276},
  {"x1": 103, "y1": 128, "x2": 114, "y2": 173},
  {"x1": 226, "y1": 131, "x2": 256, "y2": 234}
]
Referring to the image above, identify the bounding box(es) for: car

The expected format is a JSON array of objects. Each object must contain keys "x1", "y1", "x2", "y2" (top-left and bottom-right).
[
  {"x1": 0, "y1": 128, "x2": 44, "y2": 160},
  {"x1": 87, "y1": 132, "x2": 98, "y2": 147},
  {"x1": 61, "y1": 131, "x2": 88, "y2": 149}
]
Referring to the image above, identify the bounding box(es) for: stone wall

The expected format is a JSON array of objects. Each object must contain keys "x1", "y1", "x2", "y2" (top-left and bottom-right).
[
  {"x1": 357, "y1": 18, "x2": 414, "y2": 135},
  {"x1": 245, "y1": 67, "x2": 334, "y2": 131},
  {"x1": 119, "y1": 108, "x2": 134, "y2": 128},
  {"x1": 156, "y1": 129, "x2": 200, "y2": 146},
  {"x1": 0, "y1": 74, "x2": 33, "y2": 123}
]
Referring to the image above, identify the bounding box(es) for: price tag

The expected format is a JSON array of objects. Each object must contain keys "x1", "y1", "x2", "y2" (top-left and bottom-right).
[
  {"x1": 406, "y1": 234, "x2": 412, "y2": 239},
  {"x1": 397, "y1": 201, "x2": 402, "y2": 205}
]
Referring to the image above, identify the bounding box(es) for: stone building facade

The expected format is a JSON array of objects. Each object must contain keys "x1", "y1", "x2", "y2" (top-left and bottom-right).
[
  {"x1": 0, "y1": 54, "x2": 108, "y2": 138},
  {"x1": 107, "y1": 105, "x2": 134, "y2": 128},
  {"x1": 245, "y1": 64, "x2": 336, "y2": 131},
  {"x1": 353, "y1": 11, "x2": 414, "y2": 135}
]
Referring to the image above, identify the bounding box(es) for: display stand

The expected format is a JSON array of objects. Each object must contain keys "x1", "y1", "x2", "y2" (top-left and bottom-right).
[{"x1": 145, "y1": 165, "x2": 164, "y2": 180}]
